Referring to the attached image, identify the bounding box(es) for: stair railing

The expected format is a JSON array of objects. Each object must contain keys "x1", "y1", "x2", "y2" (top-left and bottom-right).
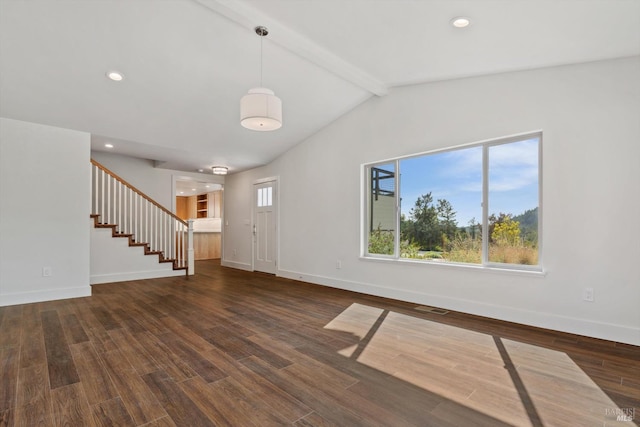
[{"x1": 90, "y1": 159, "x2": 194, "y2": 275}]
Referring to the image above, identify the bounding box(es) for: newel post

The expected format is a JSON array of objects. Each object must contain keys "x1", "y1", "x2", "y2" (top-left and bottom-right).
[{"x1": 187, "y1": 219, "x2": 195, "y2": 275}]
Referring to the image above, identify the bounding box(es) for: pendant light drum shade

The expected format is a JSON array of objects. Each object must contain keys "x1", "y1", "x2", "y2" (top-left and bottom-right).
[{"x1": 240, "y1": 87, "x2": 282, "y2": 131}]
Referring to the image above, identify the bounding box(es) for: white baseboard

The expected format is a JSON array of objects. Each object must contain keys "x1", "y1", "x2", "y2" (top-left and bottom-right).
[
  {"x1": 277, "y1": 269, "x2": 640, "y2": 347},
  {"x1": 90, "y1": 269, "x2": 185, "y2": 285},
  {"x1": 221, "y1": 259, "x2": 252, "y2": 271},
  {"x1": 0, "y1": 286, "x2": 92, "y2": 307}
]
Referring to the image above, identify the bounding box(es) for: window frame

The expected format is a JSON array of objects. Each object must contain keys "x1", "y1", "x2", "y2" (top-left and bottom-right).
[{"x1": 362, "y1": 131, "x2": 543, "y2": 273}]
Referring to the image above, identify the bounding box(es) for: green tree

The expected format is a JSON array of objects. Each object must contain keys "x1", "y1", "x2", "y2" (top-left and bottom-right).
[
  {"x1": 436, "y1": 198, "x2": 458, "y2": 240},
  {"x1": 407, "y1": 193, "x2": 439, "y2": 250},
  {"x1": 400, "y1": 213, "x2": 412, "y2": 240},
  {"x1": 467, "y1": 217, "x2": 479, "y2": 240}
]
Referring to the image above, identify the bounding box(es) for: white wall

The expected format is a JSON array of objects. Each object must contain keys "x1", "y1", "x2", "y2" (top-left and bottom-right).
[
  {"x1": 222, "y1": 57, "x2": 640, "y2": 345},
  {"x1": 90, "y1": 226, "x2": 184, "y2": 284},
  {"x1": 222, "y1": 170, "x2": 255, "y2": 271},
  {"x1": 0, "y1": 118, "x2": 91, "y2": 306}
]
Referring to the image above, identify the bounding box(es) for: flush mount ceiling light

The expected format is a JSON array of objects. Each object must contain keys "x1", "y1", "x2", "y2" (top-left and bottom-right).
[
  {"x1": 104, "y1": 143, "x2": 114, "y2": 148},
  {"x1": 106, "y1": 71, "x2": 124, "y2": 81},
  {"x1": 240, "y1": 26, "x2": 282, "y2": 131},
  {"x1": 451, "y1": 17, "x2": 471, "y2": 28},
  {"x1": 212, "y1": 166, "x2": 228, "y2": 175}
]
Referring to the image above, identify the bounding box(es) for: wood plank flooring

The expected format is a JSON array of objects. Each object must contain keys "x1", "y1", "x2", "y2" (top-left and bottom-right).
[{"x1": 1, "y1": 260, "x2": 638, "y2": 426}]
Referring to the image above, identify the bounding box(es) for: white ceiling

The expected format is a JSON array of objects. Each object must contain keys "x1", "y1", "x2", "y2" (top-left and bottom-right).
[{"x1": 1, "y1": 0, "x2": 639, "y2": 175}]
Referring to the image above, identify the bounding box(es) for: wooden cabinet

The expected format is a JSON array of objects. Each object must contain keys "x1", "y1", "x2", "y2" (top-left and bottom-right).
[
  {"x1": 207, "y1": 190, "x2": 222, "y2": 218},
  {"x1": 187, "y1": 195, "x2": 197, "y2": 219},
  {"x1": 193, "y1": 232, "x2": 221, "y2": 260},
  {"x1": 196, "y1": 194, "x2": 208, "y2": 218},
  {"x1": 176, "y1": 196, "x2": 189, "y2": 221},
  {"x1": 177, "y1": 191, "x2": 222, "y2": 220}
]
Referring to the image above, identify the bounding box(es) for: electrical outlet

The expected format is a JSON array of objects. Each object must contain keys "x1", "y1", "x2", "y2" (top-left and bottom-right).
[
  {"x1": 42, "y1": 266, "x2": 52, "y2": 277},
  {"x1": 336, "y1": 260, "x2": 342, "y2": 269},
  {"x1": 583, "y1": 287, "x2": 594, "y2": 302}
]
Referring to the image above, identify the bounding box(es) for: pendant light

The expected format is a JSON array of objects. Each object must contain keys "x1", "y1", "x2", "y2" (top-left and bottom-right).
[{"x1": 240, "y1": 26, "x2": 282, "y2": 131}]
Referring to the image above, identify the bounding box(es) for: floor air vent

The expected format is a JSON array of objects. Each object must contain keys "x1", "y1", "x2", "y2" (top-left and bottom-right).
[{"x1": 415, "y1": 305, "x2": 449, "y2": 315}]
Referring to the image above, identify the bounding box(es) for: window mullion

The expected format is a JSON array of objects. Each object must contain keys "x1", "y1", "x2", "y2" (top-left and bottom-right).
[
  {"x1": 394, "y1": 159, "x2": 401, "y2": 259},
  {"x1": 482, "y1": 145, "x2": 489, "y2": 265}
]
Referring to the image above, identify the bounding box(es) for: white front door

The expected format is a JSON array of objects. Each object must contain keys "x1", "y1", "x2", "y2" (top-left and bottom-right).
[{"x1": 253, "y1": 180, "x2": 277, "y2": 274}]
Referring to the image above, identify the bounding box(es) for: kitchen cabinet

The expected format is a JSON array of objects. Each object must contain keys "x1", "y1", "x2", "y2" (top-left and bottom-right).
[
  {"x1": 207, "y1": 190, "x2": 222, "y2": 218},
  {"x1": 176, "y1": 190, "x2": 222, "y2": 220},
  {"x1": 197, "y1": 194, "x2": 208, "y2": 218}
]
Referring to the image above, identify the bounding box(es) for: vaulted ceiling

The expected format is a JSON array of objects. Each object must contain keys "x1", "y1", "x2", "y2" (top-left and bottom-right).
[{"x1": 1, "y1": 0, "x2": 638, "y2": 174}]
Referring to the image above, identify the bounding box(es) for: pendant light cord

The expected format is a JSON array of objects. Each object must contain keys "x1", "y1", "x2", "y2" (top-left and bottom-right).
[{"x1": 260, "y1": 32, "x2": 263, "y2": 87}]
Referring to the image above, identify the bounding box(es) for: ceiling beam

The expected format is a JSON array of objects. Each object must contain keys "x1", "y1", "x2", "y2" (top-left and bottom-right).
[{"x1": 194, "y1": 0, "x2": 388, "y2": 96}]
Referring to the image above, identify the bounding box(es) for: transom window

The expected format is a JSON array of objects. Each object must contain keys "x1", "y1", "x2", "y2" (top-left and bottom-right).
[
  {"x1": 364, "y1": 132, "x2": 542, "y2": 271},
  {"x1": 257, "y1": 186, "x2": 273, "y2": 207}
]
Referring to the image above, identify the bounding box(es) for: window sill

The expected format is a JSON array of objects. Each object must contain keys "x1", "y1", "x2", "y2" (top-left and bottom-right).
[{"x1": 359, "y1": 255, "x2": 547, "y2": 277}]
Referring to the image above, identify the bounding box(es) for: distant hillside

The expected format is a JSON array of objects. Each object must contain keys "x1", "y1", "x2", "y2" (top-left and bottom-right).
[{"x1": 513, "y1": 207, "x2": 538, "y2": 242}]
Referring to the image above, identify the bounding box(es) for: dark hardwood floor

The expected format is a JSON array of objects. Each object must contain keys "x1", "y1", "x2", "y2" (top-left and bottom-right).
[{"x1": 1, "y1": 260, "x2": 638, "y2": 426}]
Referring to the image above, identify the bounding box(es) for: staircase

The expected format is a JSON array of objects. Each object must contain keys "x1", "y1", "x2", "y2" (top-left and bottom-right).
[{"x1": 90, "y1": 160, "x2": 193, "y2": 283}]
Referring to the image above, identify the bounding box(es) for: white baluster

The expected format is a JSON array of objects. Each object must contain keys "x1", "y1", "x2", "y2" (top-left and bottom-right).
[
  {"x1": 120, "y1": 182, "x2": 123, "y2": 231},
  {"x1": 116, "y1": 181, "x2": 120, "y2": 232},
  {"x1": 176, "y1": 222, "x2": 181, "y2": 266},
  {"x1": 133, "y1": 192, "x2": 137, "y2": 241},
  {"x1": 145, "y1": 201, "x2": 149, "y2": 247},
  {"x1": 92, "y1": 166, "x2": 97, "y2": 214},
  {"x1": 101, "y1": 170, "x2": 105, "y2": 222},
  {"x1": 119, "y1": 182, "x2": 123, "y2": 233},
  {"x1": 148, "y1": 203, "x2": 152, "y2": 250},
  {"x1": 150, "y1": 206, "x2": 154, "y2": 251},
  {"x1": 107, "y1": 174, "x2": 112, "y2": 224},
  {"x1": 158, "y1": 209, "x2": 162, "y2": 257},
  {"x1": 129, "y1": 188, "x2": 132, "y2": 237}
]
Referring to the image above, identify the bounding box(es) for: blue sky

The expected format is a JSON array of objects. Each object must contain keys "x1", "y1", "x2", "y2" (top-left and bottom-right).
[{"x1": 399, "y1": 138, "x2": 539, "y2": 226}]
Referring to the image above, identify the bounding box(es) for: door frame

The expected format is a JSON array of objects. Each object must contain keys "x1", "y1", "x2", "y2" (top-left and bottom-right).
[{"x1": 252, "y1": 176, "x2": 279, "y2": 273}]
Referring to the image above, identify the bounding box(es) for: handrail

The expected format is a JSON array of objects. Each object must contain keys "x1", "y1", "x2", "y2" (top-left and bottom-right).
[{"x1": 90, "y1": 159, "x2": 187, "y2": 226}]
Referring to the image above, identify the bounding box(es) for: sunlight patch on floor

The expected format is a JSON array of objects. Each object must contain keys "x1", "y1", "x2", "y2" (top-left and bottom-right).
[{"x1": 324, "y1": 303, "x2": 637, "y2": 427}]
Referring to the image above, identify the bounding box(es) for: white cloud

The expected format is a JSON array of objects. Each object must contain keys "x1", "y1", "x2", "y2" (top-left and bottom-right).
[{"x1": 488, "y1": 138, "x2": 539, "y2": 192}]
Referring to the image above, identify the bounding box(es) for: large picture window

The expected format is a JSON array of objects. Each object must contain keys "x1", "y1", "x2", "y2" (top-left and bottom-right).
[{"x1": 365, "y1": 133, "x2": 541, "y2": 270}]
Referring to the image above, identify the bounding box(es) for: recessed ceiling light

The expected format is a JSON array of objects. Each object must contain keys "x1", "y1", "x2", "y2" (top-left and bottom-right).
[
  {"x1": 198, "y1": 169, "x2": 204, "y2": 173},
  {"x1": 451, "y1": 17, "x2": 470, "y2": 28},
  {"x1": 179, "y1": 191, "x2": 184, "y2": 194},
  {"x1": 191, "y1": 188, "x2": 196, "y2": 191},
  {"x1": 104, "y1": 143, "x2": 114, "y2": 148},
  {"x1": 106, "y1": 71, "x2": 124, "y2": 81},
  {"x1": 205, "y1": 185, "x2": 210, "y2": 188}
]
